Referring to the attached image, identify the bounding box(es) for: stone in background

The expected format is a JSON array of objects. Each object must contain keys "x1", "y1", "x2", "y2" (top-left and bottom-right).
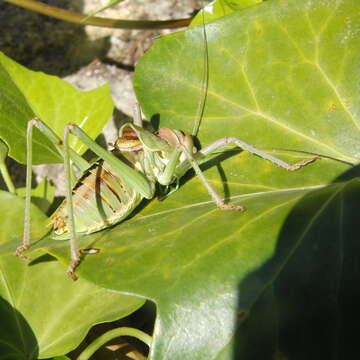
[{"x1": 0, "y1": 0, "x2": 200, "y2": 194}]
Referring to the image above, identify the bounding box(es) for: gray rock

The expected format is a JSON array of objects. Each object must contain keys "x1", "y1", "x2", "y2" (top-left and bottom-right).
[{"x1": 0, "y1": 0, "x2": 200, "y2": 195}]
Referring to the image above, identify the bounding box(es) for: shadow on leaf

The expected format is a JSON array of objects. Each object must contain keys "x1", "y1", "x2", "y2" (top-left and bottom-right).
[
  {"x1": 0, "y1": 296, "x2": 38, "y2": 359},
  {"x1": 234, "y1": 165, "x2": 360, "y2": 359}
]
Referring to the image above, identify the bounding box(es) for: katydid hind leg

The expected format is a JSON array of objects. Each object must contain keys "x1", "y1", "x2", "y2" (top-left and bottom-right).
[
  {"x1": 26, "y1": 117, "x2": 90, "y2": 171},
  {"x1": 15, "y1": 118, "x2": 88, "y2": 262},
  {"x1": 16, "y1": 119, "x2": 37, "y2": 260},
  {"x1": 133, "y1": 102, "x2": 143, "y2": 127},
  {"x1": 63, "y1": 124, "x2": 80, "y2": 281}
]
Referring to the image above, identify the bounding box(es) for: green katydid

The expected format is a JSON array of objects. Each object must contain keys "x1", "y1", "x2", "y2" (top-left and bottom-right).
[
  {"x1": 15, "y1": 9, "x2": 318, "y2": 280},
  {"x1": 15, "y1": 107, "x2": 318, "y2": 280}
]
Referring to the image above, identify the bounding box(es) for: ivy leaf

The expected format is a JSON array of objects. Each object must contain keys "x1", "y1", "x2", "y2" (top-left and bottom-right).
[
  {"x1": 0, "y1": 52, "x2": 113, "y2": 164},
  {"x1": 0, "y1": 191, "x2": 144, "y2": 359}
]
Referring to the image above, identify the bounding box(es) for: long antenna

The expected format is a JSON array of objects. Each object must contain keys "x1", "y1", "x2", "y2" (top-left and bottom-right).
[
  {"x1": 191, "y1": 2, "x2": 209, "y2": 137},
  {"x1": 133, "y1": 102, "x2": 143, "y2": 127}
]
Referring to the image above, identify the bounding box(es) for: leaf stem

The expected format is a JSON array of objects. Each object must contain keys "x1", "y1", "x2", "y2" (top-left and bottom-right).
[
  {"x1": 0, "y1": 162, "x2": 16, "y2": 194},
  {"x1": 0, "y1": 140, "x2": 16, "y2": 194},
  {"x1": 4, "y1": 0, "x2": 192, "y2": 29},
  {"x1": 76, "y1": 327, "x2": 152, "y2": 360}
]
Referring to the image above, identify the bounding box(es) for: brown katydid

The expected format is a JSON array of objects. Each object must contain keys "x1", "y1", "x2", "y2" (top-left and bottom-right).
[{"x1": 15, "y1": 6, "x2": 318, "y2": 280}]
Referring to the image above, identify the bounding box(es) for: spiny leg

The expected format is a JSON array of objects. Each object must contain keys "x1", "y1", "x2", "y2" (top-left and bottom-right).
[
  {"x1": 15, "y1": 117, "x2": 91, "y2": 262},
  {"x1": 179, "y1": 144, "x2": 244, "y2": 211},
  {"x1": 63, "y1": 124, "x2": 80, "y2": 280},
  {"x1": 200, "y1": 137, "x2": 319, "y2": 170},
  {"x1": 16, "y1": 119, "x2": 36, "y2": 260},
  {"x1": 28, "y1": 117, "x2": 90, "y2": 172},
  {"x1": 133, "y1": 102, "x2": 143, "y2": 127},
  {"x1": 179, "y1": 136, "x2": 319, "y2": 211}
]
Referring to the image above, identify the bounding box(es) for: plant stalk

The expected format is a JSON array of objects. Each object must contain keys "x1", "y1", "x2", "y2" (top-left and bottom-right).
[
  {"x1": 0, "y1": 139, "x2": 16, "y2": 194},
  {"x1": 4, "y1": 0, "x2": 192, "y2": 29},
  {"x1": 76, "y1": 327, "x2": 152, "y2": 360},
  {"x1": 0, "y1": 162, "x2": 16, "y2": 194}
]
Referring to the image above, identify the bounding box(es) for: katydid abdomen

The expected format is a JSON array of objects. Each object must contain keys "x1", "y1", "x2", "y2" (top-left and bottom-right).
[{"x1": 49, "y1": 160, "x2": 144, "y2": 237}]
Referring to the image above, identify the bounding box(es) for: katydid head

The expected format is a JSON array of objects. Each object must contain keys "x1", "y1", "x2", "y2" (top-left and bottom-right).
[
  {"x1": 156, "y1": 128, "x2": 195, "y2": 155},
  {"x1": 114, "y1": 124, "x2": 143, "y2": 152},
  {"x1": 117, "y1": 123, "x2": 172, "y2": 153}
]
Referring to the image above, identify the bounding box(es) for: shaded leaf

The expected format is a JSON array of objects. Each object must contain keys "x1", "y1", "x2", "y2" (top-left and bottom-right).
[
  {"x1": 42, "y1": 152, "x2": 358, "y2": 359},
  {"x1": 0, "y1": 191, "x2": 144, "y2": 359}
]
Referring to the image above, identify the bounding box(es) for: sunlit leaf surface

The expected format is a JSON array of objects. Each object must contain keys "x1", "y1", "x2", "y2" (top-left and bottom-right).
[{"x1": 0, "y1": 52, "x2": 113, "y2": 164}]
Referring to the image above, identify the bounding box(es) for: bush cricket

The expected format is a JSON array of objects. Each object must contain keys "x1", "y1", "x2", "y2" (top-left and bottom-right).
[{"x1": 15, "y1": 8, "x2": 318, "y2": 280}]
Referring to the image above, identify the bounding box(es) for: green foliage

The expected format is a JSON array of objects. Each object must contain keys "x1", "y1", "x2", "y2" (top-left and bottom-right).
[
  {"x1": 0, "y1": 0, "x2": 359, "y2": 359},
  {"x1": 0, "y1": 52, "x2": 114, "y2": 164},
  {"x1": 135, "y1": 0, "x2": 360, "y2": 162},
  {"x1": 0, "y1": 192, "x2": 145, "y2": 359}
]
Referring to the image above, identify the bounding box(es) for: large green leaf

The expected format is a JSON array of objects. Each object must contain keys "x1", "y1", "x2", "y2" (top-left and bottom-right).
[
  {"x1": 15, "y1": 0, "x2": 360, "y2": 359},
  {"x1": 40, "y1": 152, "x2": 358, "y2": 359},
  {"x1": 0, "y1": 191, "x2": 144, "y2": 359},
  {"x1": 0, "y1": 52, "x2": 114, "y2": 164},
  {"x1": 134, "y1": 0, "x2": 360, "y2": 164}
]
